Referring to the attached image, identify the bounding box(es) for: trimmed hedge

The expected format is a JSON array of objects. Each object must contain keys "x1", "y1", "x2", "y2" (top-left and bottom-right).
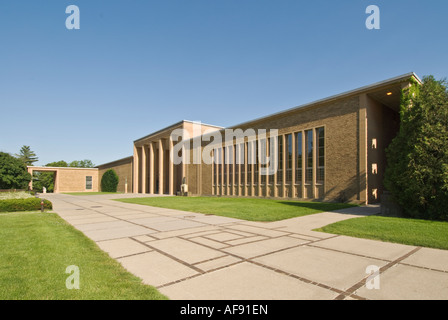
[
  {"x1": 0, "y1": 198, "x2": 53, "y2": 212},
  {"x1": 101, "y1": 169, "x2": 119, "y2": 192}
]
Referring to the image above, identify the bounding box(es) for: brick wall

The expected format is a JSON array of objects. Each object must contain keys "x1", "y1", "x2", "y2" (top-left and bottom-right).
[
  {"x1": 97, "y1": 157, "x2": 133, "y2": 193},
  {"x1": 187, "y1": 95, "x2": 364, "y2": 203},
  {"x1": 56, "y1": 168, "x2": 99, "y2": 193}
]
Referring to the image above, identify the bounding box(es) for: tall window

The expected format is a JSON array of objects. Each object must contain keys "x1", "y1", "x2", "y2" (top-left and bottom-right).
[
  {"x1": 247, "y1": 142, "x2": 252, "y2": 184},
  {"x1": 86, "y1": 176, "x2": 92, "y2": 190},
  {"x1": 305, "y1": 130, "x2": 313, "y2": 183},
  {"x1": 296, "y1": 132, "x2": 302, "y2": 183},
  {"x1": 268, "y1": 138, "x2": 274, "y2": 185},
  {"x1": 213, "y1": 149, "x2": 216, "y2": 186},
  {"x1": 217, "y1": 148, "x2": 222, "y2": 186},
  {"x1": 286, "y1": 134, "x2": 292, "y2": 183},
  {"x1": 316, "y1": 127, "x2": 325, "y2": 183},
  {"x1": 277, "y1": 136, "x2": 283, "y2": 183},
  {"x1": 223, "y1": 147, "x2": 227, "y2": 186},
  {"x1": 228, "y1": 145, "x2": 233, "y2": 186},
  {"x1": 235, "y1": 144, "x2": 239, "y2": 185},
  {"x1": 253, "y1": 140, "x2": 258, "y2": 184},
  {"x1": 260, "y1": 138, "x2": 266, "y2": 184},
  {"x1": 240, "y1": 144, "x2": 245, "y2": 185}
]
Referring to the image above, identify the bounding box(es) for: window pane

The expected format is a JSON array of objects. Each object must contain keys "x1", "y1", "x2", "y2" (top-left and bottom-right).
[
  {"x1": 240, "y1": 144, "x2": 245, "y2": 184},
  {"x1": 218, "y1": 148, "x2": 222, "y2": 185},
  {"x1": 296, "y1": 132, "x2": 302, "y2": 182},
  {"x1": 316, "y1": 127, "x2": 325, "y2": 183},
  {"x1": 247, "y1": 145, "x2": 251, "y2": 185},
  {"x1": 223, "y1": 147, "x2": 227, "y2": 185},
  {"x1": 305, "y1": 130, "x2": 313, "y2": 183},
  {"x1": 260, "y1": 139, "x2": 266, "y2": 184},
  {"x1": 86, "y1": 176, "x2": 92, "y2": 190},
  {"x1": 286, "y1": 134, "x2": 292, "y2": 182},
  {"x1": 229, "y1": 146, "x2": 233, "y2": 185},
  {"x1": 276, "y1": 136, "x2": 283, "y2": 183},
  {"x1": 268, "y1": 138, "x2": 273, "y2": 184},
  {"x1": 213, "y1": 150, "x2": 217, "y2": 185},
  {"x1": 278, "y1": 136, "x2": 283, "y2": 170}
]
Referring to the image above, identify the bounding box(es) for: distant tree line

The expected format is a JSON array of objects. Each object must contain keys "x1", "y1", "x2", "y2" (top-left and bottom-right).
[{"x1": 0, "y1": 145, "x2": 95, "y2": 192}]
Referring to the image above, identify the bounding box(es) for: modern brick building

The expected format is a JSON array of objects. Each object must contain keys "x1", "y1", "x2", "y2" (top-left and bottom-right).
[
  {"x1": 27, "y1": 166, "x2": 99, "y2": 193},
  {"x1": 98, "y1": 72, "x2": 421, "y2": 204}
]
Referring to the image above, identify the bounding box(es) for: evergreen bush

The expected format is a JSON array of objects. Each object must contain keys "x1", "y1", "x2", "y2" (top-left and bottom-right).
[
  {"x1": 101, "y1": 169, "x2": 119, "y2": 192},
  {"x1": 384, "y1": 76, "x2": 448, "y2": 221}
]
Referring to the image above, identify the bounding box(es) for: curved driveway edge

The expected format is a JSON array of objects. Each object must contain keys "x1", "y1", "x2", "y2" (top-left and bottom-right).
[{"x1": 43, "y1": 194, "x2": 448, "y2": 300}]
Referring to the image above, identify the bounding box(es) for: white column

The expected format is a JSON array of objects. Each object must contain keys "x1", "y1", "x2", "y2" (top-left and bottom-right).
[
  {"x1": 291, "y1": 133, "x2": 296, "y2": 198},
  {"x1": 169, "y1": 137, "x2": 174, "y2": 195},
  {"x1": 141, "y1": 145, "x2": 147, "y2": 194},
  {"x1": 133, "y1": 145, "x2": 139, "y2": 193},
  {"x1": 312, "y1": 129, "x2": 317, "y2": 199},
  {"x1": 149, "y1": 142, "x2": 155, "y2": 194},
  {"x1": 158, "y1": 139, "x2": 164, "y2": 195},
  {"x1": 302, "y1": 132, "x2": 306, "y2": 198},
  {"x1": 282, "y1": 135, "x2": 286, "y2": 198}
]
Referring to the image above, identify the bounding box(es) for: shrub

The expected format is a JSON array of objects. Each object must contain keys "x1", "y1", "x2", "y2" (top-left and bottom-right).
[
  {"x1": 101, "y1": 169, "x2": 119, "y2": 192},
  {"x1": 0, "y1": 198, "x2": 53, "y2": 212}
]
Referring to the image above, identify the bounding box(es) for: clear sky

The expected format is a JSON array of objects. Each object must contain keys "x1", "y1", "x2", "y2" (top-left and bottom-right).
[{"x1": 1, "y1": 1, "x2": 447, "y2": 166}]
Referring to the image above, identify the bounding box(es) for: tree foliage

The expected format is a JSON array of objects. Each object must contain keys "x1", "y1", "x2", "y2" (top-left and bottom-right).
[
  {"x1": 384, "y1": 76, "x2": 448, "y2": 221},
  {"x1": 101, "y1": 169, "x2": 119, "y2": 192},
  {"x1": 16, "y1": 145, "x2": 38, "y2": 166},
  {"x1": 69, "y1": 160, "x2": 95, "y2": 168},
  {"x1": 0, "y1": 152, "x2": 32, "y2": 189},
  {"x1": 47, "y1": 160, "x2": 69, "y2": 168}
]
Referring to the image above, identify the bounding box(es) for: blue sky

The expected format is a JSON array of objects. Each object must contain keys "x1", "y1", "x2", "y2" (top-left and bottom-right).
[{"x1": 1, "y1": 1, "x2": 447, "y2": 166}]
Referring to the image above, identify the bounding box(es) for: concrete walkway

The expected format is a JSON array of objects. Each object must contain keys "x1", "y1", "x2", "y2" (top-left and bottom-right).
[{"x1": 43, "y1": 193, "x2": 448, "y2": 300}]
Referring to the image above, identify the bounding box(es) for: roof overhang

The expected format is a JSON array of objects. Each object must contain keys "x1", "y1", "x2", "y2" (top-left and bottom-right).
[{"x1": 227, "y1": 72, "x2": 421, "y2": 129}]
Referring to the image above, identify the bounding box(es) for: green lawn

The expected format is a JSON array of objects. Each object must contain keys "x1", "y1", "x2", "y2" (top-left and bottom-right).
[
  {"x1": 315, "y1": 215, "x2": 448, "y2": 250},
  {"x1": 0, "y1": 211, "x2": 167, "y2": 300},
  {"x1": 63, "y1": 192, "x2": 123, "y2": 196},
  {"x1": 114, "y1": 196, "x2": 357, "y2": 222}
]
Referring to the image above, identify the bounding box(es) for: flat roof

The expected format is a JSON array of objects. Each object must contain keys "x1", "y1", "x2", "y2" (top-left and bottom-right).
[
  {"x1": 95, "y1": 156, "x2": 133, "y2": 168},
  {"x1": 28, "y1": 166, "x2": 98, "y2": 170}
]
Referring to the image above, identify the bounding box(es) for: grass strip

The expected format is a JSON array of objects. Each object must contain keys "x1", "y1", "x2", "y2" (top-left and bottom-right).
[
  {"x1": 0, "y1": 212, "x2": 168, "y2": 299},
  {"x1": 115, "y1": 196, "x2": 357, "y2": 222}
]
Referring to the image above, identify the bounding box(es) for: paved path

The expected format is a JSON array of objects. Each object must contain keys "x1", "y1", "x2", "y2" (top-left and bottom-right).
[{"x1": 43, "y1": 193, "x2": 448, "y2": 300}]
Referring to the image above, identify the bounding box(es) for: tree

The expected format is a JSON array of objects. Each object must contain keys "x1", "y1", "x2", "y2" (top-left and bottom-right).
[
  {"x1": 16, "y1": 145, "x2": 38, "y2": 166},
  {"x1": 0, "y1": 152, "x2": 32, "y2": 189},
  {"x1": 69, "y1": 159, "x2": 95, "y2": 168},
  {"x1": 384, "y1": 76, "x2": 448, "y2": 221},
  {"x1": 46, "y1": 160, "x2": 69, "y2": 168},
  {"x1": 101, "y1": 169, "x2": 119, "y2": 192}
]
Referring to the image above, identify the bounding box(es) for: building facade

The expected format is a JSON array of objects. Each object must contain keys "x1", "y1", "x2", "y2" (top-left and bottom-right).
[
  {"x1": 28, "y1": 166, "x2": 99, "y2": 193},
  {"x1": 101, "y1": 73, "x2": 421, "y2": 204}
]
